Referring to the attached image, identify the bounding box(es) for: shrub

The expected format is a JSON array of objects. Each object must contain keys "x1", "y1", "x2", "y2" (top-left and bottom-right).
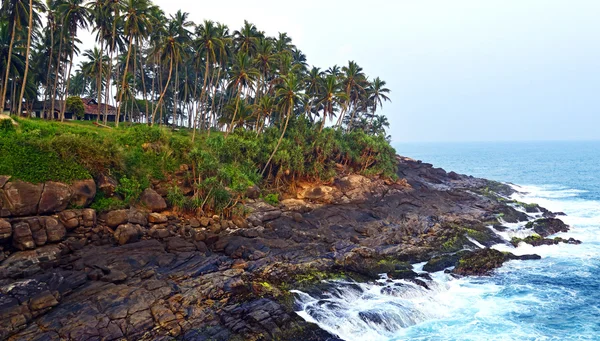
[
  {"x1": 66, "y1": 96, "x2": 85, "y2": 119},
  {"x1": 264, "y1": 193, "x2": 279, "y2": 206}
]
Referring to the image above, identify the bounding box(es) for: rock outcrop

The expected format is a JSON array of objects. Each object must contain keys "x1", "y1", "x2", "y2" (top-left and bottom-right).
[{"x1": 0, "y1": 157, "x2": 569, "y2": 340}]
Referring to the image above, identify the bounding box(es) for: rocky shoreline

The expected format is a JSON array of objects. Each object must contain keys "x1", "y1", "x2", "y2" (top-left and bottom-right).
[{"x1": 0, "y1": 156, "x2": 574, "y2": 340}]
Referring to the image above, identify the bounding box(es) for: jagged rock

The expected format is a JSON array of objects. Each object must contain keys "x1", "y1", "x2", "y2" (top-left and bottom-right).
[
  {"x1": 1, "y1": 181, "x2": 44, "y2": 216},
  {"x1": 114, "y1": 223, "x2": 142, "y2": 245},
  {"x1": 70, "y1": 179, "x2": 97, "y2": 207},
  {"x1": 96, "y1": 173, "x2": 118, "y2": 197},
  {"x1": 140, "y1": 188, "x2": 167, "y2": 212},
  {"x1": 29, "y1": 291, "x2": 59, "y2": 311},
  {"x1": 0, "y1": 218, "x2": 11, "y2": 240},
  {"x1": 0, "y1": 175, "x2": 10, "y2": 188},
  {"x1": 12, "y1": 222, "x2": 35, "y2": 250},
  {"x1": 38, "y1": 181, "x2": 72, "y2": 214},
  {"x1": 527, "y1": 218, "x2": 569, "y2": 237},
  {"x1": 106, "y1": 209, "x2": 129, "y2": 228},
  {"x1": 149, "y1": 213, "x2": 168, "y2": 224},
  {"x1": 42, "y1": 217, "x2": 66, "y2": 243}
]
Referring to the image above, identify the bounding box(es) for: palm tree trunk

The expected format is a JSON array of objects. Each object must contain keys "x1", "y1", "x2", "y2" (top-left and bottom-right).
[
  {"x1": 172, "y1": 62, "x2": 178, "y2": 129},
  {"x1": 51, "y1": 35, "x2": 64, "y2": 120},
  {"x1": 116, "y1": 35, "x2": 134, "y2": 127},
  {"x1": 43, "y1": 24, "x2": 55, "y2": 119},
  {"x1": 151, "y1": 54, "x2": 173, "y2": 121},
  {"x1": 61, "y1": 49, "x2": 75, "y2": 122},
  {"x1": 149, "y1": 62, "x2": 156, "y2": 125},
  {"x1": 226, "y1": 84, "x2": 242, "y2": 137},
  {"x1": 320, "y1": 106, "x2": 327, "y2": 132},
  {"x1": 0, "y1": 23, "x2": 16, "y2": 112},
  {"x1": 96, "y1": 40, "x2": 104, "y2": 122},
  {"x1": 138, "y1": 40, "x2": 149, "y2": 120},
  {"x1": 17, "y1": 0, "x2": 34, "y2": 117},
  {"x1": 262, "y1": 103, "x2": 292, "y2": 176}
]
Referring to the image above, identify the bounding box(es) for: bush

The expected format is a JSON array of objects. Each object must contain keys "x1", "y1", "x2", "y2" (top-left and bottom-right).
[
  {"x1": 66, "y1": 96, "x2": 85, "y2": 119},
  {"x1": 264, "y1": 193, "x2": 279, "y2": 206}
]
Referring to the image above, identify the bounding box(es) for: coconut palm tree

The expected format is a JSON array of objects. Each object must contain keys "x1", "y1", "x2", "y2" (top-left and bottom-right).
[
  {"x1": 81, "y1": 46, "x2": 108, "y2": 119},
  {"x1": 57, "y1": 0, "x2": 89, "y2": 121},
  {"x1": 317, "y1": 74, "x2": 348, "y2": 132},
  {"x1": 16, "y1": 0, "x2": 43, "y2": 116},
  {"x1": 367, "y1": 77, "x2": 391, "y2": 126},
  {"x1": 233, "y1": 20, "x2": 261, "y2": 56},
  {"x1": 115, "y1": 0, "x2": 152, "y2": 126},
  {"x1": 339, "y1": 60, "x2": 367, "y2": 129},
  {"x1": 225, "y1": 52, "x2": 259, "y2": 136},
  {"x1": 262, "y1": 73, "x2": 305, "y2": 176}
]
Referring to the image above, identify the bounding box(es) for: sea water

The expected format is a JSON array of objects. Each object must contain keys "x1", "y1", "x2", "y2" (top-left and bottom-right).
[{"x1": 294, "y1": 141, "x2": 600, "y2": 341}]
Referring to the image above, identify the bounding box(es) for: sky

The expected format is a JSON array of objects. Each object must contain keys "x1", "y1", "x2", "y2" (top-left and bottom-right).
[{"x1": 78, "y1": 0, "x2": 600, "y2": 143}]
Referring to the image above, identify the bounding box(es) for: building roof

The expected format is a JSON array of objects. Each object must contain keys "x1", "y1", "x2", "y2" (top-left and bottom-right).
[{"x1": 32, "y1": 98, "x2": 118, "y2": 115}]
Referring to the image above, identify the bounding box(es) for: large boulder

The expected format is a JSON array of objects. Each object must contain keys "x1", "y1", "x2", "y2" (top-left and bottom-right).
[
  {"x1": 140, "y1": 188, "x2": 167, "y2": 212},
  {"x1": 42, "y1": 217, "x2": 66, "y2": 243},
  {"x1": 70, "y1": 179, "x2": 96, "y2": 208},
  {"x1": 96, "y1": 174, "x2": 118, "y2": 197},
  {"x1": 1, "y1": 181, "x2": 44, "y2": 216},
  {"x1": 527, "y1": 218, "x2": 569, "y2": 237},
  {"x1": 38, "y1": 181, "x2": 72, "y2": 214}
]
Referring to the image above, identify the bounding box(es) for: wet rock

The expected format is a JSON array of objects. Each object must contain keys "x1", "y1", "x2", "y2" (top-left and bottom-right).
[
  {"x1": 527, "y1": 218, "x2": 569, "y2": 237},
  {"x1": 1, "y1": 181, "x2": 44, "y2": 216},
  {"x1": 452, "y1": 249, "x2": 541, "y2": 276},
  {"x1": 70, "y1": 179, "x2": 96, "y2": 207},
  {"x1": 114, "y1": 224, "x2": 142, "y2": 245},
  {"x1": 38, "y1": 181, "x2": 72, "y2": 214},
  {"x1": 423, "y1": 250, "x2": 471, "y2": 272},
  {"x1": 140, "y1": 188, "x2": 167, "y2": 212}
]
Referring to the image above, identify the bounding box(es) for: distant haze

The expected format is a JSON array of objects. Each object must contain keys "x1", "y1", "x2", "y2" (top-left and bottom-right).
[{"x1": 78, "y1": 0, "x2": 600, "y2": 142}]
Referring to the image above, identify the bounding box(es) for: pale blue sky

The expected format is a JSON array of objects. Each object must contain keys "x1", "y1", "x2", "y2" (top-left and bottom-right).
[{"x1": 80, "y1": 0, "x2": 600, "y2": 142}]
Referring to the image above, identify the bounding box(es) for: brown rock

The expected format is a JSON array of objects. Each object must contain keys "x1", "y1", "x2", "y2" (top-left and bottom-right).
[
  {"x1": 101, "y1": 269, "x2": 128, "y2": 283},
  {"x1": 140, "y1": 188, "x2": 167, "y2": 212},
  {"x1": 114, "y1": 224, "x2": 142, "y2": 245},
  {"x1": 81, "y1": 208, "x2": 96, "y2": 227},
  {"x1": 29, "y1": 218, "x2": 47, "y2": 246},
  {"x1": 199, "y1": 216, "x2": 211, "y2": 227},
  {"x1": 58, "y1": 210, "x2": 80, "y2": 229},
  {"x1": 148, "y1": 213, "x2": 168, "y2": 224},
  {"x1": 0, "y1": 175, "x2": 10, "y2": 188},
  {"x1": 70, "y1": 179, "x2": 96, "y2": 207},
  {"x1": 106, "y1": 209, "x2": 128, "y2": 228},
  {"x1": 165, "y1": 237, "x2": 197, "y2": 253},
  {"x1": 189, "y1": 218, "x2": 201, "y2": 228},
  {"x1": 38, "y1": 181, "x2": 72, "y2": 214},
  {"x1": 43, "y1": 217, "x2": 66, "y2": 243},
  {"x1": 292, "y1": 212, "x2": 304, "y2": 223},
  {"x1": 12, "y1": 222, "x2": 35, "y2": 250},
  {"x1": 0, "y1": 218, "x2": 11, "y2": 240},
  {"x1": 246, "y1": 185, "x2": 261, "y2": 199},
  {"x1": 232, "y1": 216, "x2": 249, "y2": 229},
  {"x1": 96, "y1": 174, "x2": 118, "y2": 197},
  {"x1": 1, "y1": 181, "x2": 44, "y2": 216}
]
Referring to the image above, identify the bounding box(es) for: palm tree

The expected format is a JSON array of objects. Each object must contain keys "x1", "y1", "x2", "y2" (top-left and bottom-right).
[
  {"x1": 225, "y1": 52, "x2": 259, "y2": 136},
  {"x1": 339, "y1": 60, "x2": 366, "y2": 129},
  {"x1": 88, "y1": 0, "x2": 111, "y2": 121},
  {"x1": 233, "y1": 20, "x2": 261, "y2": 56},
  {"x1": 262, "y1": 73, "x2": 305, "y2": 176},
  {"x1": 193, "y1": 19, "x2": 224, "y2": 140},
  {"x1": 81, "y1": 46, "x2": 108, "y2": 119},
  {"x1": 0, "y1": 19, "x2": 26, "y2": 112},
  {"x1": 115, "y1": 0, "x2": 152, "y2": 126},
  {"x1": 57, "y1": 0, "x2": 89, "y2": 121},
  {"x1": 254, "y1": 37, "x2": 275, "y2": 101},
  {"x1": 304, "y1": 66, "x2": 323, "y2": 120},
  {"x1": 168, "y1": 10, "x2": 192, "y2": 128},
  {"x1": 317, "y1": 74, "x2": 348, "y2": 132},
  {"x1": 367, "y1": 77, "x2": 390, "y2": 126},
  {"x1": 254, "y1": 94, "x2": 274, "y2": 134},
  {"x1": 17, "y1": 0, "x2": 43, "y2": 116}
]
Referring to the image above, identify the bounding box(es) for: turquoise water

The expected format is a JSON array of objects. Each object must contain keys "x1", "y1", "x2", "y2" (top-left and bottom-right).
[{"x1": 295, "y1": 141, "x2": 600, "y2": 340}]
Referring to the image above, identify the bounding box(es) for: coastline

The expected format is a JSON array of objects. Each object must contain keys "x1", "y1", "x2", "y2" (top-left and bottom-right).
[{"x1": 0, "y1": 156, "x2": 573, "y2": 340}]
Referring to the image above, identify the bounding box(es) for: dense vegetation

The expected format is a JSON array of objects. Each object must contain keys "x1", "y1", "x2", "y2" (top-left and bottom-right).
[
  {"x1": 0, "y1": 118, "x2": 397, "y2": 214},
  {"x1": 0, "y1": 0, "x2": 397, "y2": 215}
]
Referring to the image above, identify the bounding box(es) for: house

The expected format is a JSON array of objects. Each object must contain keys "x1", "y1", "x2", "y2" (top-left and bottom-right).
[{"x1": 31, "y1": 98, "x2": 122, "y2": 122}]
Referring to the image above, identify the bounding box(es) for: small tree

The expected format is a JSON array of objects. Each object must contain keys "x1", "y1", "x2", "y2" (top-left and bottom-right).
[{"x1": 66, "y1": 96, "x2": 85, "y2": 119}]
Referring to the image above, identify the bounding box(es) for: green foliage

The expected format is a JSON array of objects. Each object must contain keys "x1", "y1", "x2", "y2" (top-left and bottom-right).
[
  {"x1": 90, "y1": 192, "x2": 128, "y2": 212},
  {"x1": 263, "y1": 193, "x2": 279, "y2": 206},
  {"x1": 66, "y1": 96, "x2": 85, "y2": 119},
  {"x1": 116, "y1": 177, "x2": 144, "y2": 204},
  {"x1": 0, "y1": 119, "x2": 15, "y2": 133}
]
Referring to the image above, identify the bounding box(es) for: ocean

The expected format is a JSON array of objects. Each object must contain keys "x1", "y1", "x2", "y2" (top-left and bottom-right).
[{"x1": 294, "y1": 141, "x2": 600, "y2": 341}]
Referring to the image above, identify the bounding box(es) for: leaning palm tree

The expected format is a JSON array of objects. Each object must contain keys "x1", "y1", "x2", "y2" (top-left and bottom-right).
[
  {"x1": 115, "y1": 0, "x2": 152, "y2": 126},
  {"x1": 262, "y1": 73, "x2": 305, "y2": 176},
  {"x1": 225, "y1": 52, "x2": 259, "y2": 136}
]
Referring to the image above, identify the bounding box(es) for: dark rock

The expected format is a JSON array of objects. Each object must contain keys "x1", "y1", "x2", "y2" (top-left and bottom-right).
[
  {"x1": 70, "y1": 179, "x2": 96, "y2": 208},
  {"x1": 527, "y1": 218, "x2": 569, "y2": 237},
  {"x1": 423, "y1": 250, "x2": 471, "y2": 272},
  {"x1": 128, "y1": 209, "x2": 148, "y2": 226},
  {"x1": 0, "y1": 218, "x2": 11, "y2": 240},
  {"x1": 140, "y1": 188, "x2": 167, "y2": 212},
  {"x1": 43, "y1": 217, "x2": 66, "y2": 243},
  {"x1": 246, "y1": 185, "x2": 260, "y2": 199},
  {"x1": 12, "y1": 222, "x2": 35, "y2": 250},
  {"x1": 58, "y1": 210, "x2": 80, "y2": 229},
  {"x1": 96, "y1": 174, "x2": 118, "y2": 197},
  {"x1": 232, "y1": 216, "x2": 249, "y2": 229},
  {"x1": 38, "y1": 181, "x2": 72, "y2": 214},
  {"x1": 165, "y1": 237, "x2": 197, "y2": 253}
]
